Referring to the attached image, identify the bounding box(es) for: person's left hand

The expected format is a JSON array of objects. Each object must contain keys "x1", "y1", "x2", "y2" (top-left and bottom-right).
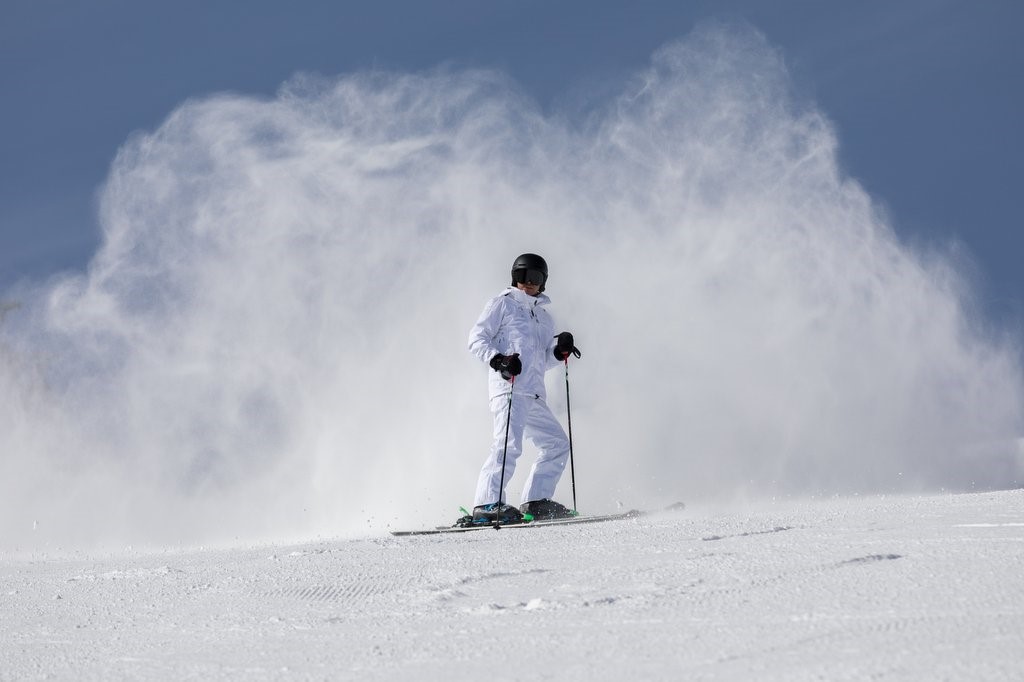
[{"x1": 554, "y1": 331, "x2": 581, "y2": 360}]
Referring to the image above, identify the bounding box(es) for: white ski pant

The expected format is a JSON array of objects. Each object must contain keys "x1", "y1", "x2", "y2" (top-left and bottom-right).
[{"x1": 474, "y1": 392, "x2": 570, "y2": 507}]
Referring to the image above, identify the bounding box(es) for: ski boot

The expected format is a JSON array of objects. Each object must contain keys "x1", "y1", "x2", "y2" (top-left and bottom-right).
[
  {"x1": 520, "y1": 499, "x2": 576, "y2": 520},
  {"x1": 471, "y1": 503, "x2": 525, "y2": 526}
]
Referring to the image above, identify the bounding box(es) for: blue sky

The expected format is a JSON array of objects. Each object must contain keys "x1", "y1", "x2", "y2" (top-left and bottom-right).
[{"x1": 2, "y1": 0, "x2": 1022, "y2": 320}]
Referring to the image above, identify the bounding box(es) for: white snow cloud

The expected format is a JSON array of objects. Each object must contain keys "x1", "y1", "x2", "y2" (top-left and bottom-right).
[{"x1": 1, "y1": 24, "x2": 1022, "y2": 549}]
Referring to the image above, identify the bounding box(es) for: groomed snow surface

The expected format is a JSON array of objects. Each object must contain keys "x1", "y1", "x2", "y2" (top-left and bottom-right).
[{"x1": 3, "y1": 490, "x2": 1022, "y2": 681}]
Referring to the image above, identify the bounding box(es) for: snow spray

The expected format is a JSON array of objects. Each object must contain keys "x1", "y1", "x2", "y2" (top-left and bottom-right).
[{"x1": 1, "y1": 24, "x2": 1022, "y2": 550}]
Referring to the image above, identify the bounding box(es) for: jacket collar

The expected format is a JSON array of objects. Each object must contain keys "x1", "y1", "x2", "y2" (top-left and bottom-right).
[{"x1": 504, "y1": 286, "x2": 551, "y2": 307}]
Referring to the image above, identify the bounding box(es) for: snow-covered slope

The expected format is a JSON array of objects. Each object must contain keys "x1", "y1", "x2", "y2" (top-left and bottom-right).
[{"x1": 3, "y1": 490, "x2": 1022, "y2": 680}]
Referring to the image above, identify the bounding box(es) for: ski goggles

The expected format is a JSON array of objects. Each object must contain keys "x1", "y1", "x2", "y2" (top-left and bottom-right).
[{"x1": 513, "y1": 268, "x2": 547, "y2": 286}]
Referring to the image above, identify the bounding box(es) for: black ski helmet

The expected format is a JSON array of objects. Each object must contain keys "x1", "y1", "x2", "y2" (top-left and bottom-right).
[{"x1": 511, "y1": 253, "x2": 548, "y2": 291}]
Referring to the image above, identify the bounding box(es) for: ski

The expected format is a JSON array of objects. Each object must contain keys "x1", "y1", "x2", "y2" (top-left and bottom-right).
[{"x1": 390, "y1": 509, "x2": 646, "y2": 537}]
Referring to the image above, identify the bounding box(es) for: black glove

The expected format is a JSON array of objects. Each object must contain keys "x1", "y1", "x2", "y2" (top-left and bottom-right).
[
  {"x1": 554, "y1": 332, "x2": 582, "y2": 361},
  {"x1": 489, "y1": 352, "x2": 522, "y2": 380}
]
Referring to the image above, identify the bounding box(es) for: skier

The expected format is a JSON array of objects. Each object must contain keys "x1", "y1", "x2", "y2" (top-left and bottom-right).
[{"x1": 467, "y1": 253, "x2": 582, "y2": 524}]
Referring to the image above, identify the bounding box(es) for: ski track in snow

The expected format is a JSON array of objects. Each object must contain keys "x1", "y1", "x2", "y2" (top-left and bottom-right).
[{"x1": 2, "y1": 491, "x2": 1022, "y2": 681}]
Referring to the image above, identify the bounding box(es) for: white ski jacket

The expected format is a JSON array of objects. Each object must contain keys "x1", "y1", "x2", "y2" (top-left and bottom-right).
[{"x1": 468, "y1": 287, "x2": 562, "y2": 399}]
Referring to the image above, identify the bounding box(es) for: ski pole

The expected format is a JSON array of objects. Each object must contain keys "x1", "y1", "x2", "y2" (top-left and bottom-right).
[
  {"x1": 497, "y1": 375, "x2": 515, "y2": 509},
  {"x1": 564, "y1": 357, "x2": 577, "y2": 512}
]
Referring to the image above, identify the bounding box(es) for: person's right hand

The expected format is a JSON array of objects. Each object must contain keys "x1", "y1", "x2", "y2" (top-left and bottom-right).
[{"x1": 489, "y1": 353, "x2": 522, "y2": 380}]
